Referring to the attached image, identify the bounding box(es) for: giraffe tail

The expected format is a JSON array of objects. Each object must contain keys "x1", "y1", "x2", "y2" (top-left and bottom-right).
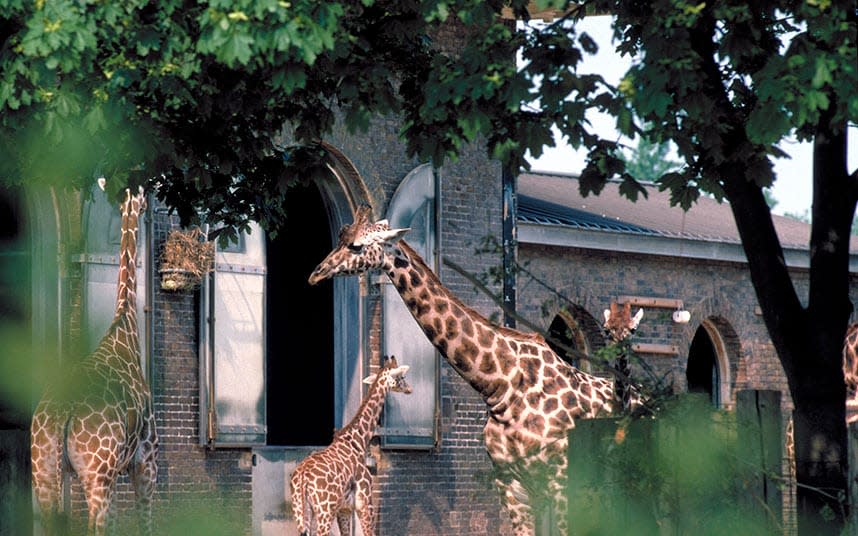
[{"x1": 290, "y1": 469, "x2": 314, "y2": 536}]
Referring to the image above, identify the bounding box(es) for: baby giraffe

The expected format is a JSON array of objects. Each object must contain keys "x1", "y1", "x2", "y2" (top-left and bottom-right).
[{"x1": 290, "y1": 356, "x2": 412, "y2": 536}]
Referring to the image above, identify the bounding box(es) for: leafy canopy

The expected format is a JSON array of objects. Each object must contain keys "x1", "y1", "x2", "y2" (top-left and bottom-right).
[{"x1": 0, "y1": 0, "x2": 855, "y2": 239}]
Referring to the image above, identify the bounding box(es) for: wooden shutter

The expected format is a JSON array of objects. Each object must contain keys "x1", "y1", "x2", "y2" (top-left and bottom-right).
[
  {"x1": 381, "y1": 164, "x2": 438, "y2": 449},
  {"x1": 200, "y1": 224, "x2": 266, "y2": 447}
]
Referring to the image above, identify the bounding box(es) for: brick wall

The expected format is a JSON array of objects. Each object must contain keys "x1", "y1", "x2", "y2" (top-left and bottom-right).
[
  {"x1": 517, "y1": 243, "x2": 796, "y2": 405},
  {"x1": 332, "y1": 117, "x2": 512, "y2": 534}
]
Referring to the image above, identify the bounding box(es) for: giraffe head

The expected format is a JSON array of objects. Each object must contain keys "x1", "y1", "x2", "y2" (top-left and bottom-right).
[
  {"x1": 362, "y1": 355, "x2": 413, "y2": 394},
  {"x1": 603, "y1": 302, "x2": 643, "y2": 343},
  {"x1": 308, "y1": 204, "x2": 409, "y2": 285},
  {"x1": 122, "y1": 186, "x2": 147, "y2": 217}
]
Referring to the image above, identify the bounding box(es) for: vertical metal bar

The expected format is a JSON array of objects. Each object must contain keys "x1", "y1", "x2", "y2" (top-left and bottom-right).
[{"x1": 502, "y1": 165, "x2": 517, "y2": 328}]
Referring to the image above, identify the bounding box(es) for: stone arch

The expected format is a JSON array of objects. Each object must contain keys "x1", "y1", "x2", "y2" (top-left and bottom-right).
[
  {"x1": 544, "y1": 304, "x2": 605, "y2": 372},
  {"x1": 685, "y1": 315, "x2": 740, "y2": 409}
]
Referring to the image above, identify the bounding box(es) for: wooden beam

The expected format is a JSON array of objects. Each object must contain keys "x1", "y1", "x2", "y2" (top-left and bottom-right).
[
  {"x1": 632, "y1": 343, "x2": 680, "y2": 355},
  {"x1": 617, "y1": 296, "x2": 683, "y2": 309}
]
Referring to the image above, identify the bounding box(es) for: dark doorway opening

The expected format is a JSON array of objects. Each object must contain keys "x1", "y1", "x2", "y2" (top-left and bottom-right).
[
  {"x1": 547, "y1": 314, "x2": 585, "y2": 368},
  {"x1": 0, "y1": 185, "x2": 33, "y2": 536},
  {"x1": 687, "y1": 326, "x2": 720, "y2": 406},
  {"x1": 266, "y1": 183, "x2": 334, "y2": 446}
]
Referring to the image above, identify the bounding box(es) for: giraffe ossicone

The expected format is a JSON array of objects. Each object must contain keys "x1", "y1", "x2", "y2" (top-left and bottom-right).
[
  {"x1": 309, "y1": 204, "x2": 645, "y2": 536},
  {"x1": 31, "y1": 187, "x2": 157, "y2": 536},
  {"x1": 290, "y1": 356, "x2": 412, "y2": 536}
]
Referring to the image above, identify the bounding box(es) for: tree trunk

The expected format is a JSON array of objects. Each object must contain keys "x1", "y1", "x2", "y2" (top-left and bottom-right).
[{"x1": 721, "y1": 120, "x2": 854, "y2": 533}]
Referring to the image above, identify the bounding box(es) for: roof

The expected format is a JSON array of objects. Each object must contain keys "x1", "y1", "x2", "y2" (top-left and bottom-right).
[{"x1": 518, "y1": 172, "x2": 817, "y2": 249}]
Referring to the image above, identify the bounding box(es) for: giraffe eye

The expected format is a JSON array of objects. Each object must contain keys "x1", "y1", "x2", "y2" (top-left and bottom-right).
[{"x1": 347, "y1": 243, "x2": 364, "y2": 253}]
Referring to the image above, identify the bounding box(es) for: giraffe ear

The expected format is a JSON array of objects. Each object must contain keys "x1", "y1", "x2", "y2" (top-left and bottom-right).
[
  {"x1": 603, "y1": 309, "x2": 611, "y2": 324},
  {"x1": 363, "y1": 373, "x2": 378, "y2": 385},
  {"x1": 631, "y1": 308, "x2": 644, "y2": 329},
  {"x1": 353, "y1": 227, "x2": 410, "y2": 246},
  {"x1": 393, "y1": 365, "x2": 410, "y2": 376},
  {"x1": 377, "y1": 227, "x2": 410, "y2": 242}
]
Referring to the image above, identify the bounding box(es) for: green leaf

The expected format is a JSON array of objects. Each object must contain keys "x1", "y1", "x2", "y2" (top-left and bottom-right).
[{"x1": 746, "y1": 102, "x2": 790, "y2": 144}]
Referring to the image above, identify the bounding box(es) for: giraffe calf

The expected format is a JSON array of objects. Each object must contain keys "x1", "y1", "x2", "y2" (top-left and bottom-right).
[{"x1": 290, "y1": 357, "x2": 411, "y2": 536}]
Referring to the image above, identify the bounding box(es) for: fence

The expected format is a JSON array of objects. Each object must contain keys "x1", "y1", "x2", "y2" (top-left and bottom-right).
[{"x1": 557, "y1": 391, "x2": 786, "y2": 536}]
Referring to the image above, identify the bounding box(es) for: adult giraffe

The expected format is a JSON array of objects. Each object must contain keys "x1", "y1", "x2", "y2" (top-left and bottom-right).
[
  {"x1": 31, "y1": 187, "x2": 157, "y2": 536},
  {"x1": 308, "y1": 205, "x2": 644, "y2": 536}
]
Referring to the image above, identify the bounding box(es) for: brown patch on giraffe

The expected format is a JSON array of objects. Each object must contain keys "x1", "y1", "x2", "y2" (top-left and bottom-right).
[
  {"x1": 461, "y1": 316, "x2": 474, "y2": 337},
  {"x1": 521, "y1": 357, "x2": 542, "y2": 384},
  {"x1": 543, "y1": 397, "x2": 559, "y2": 414},
  {"x1": 524, "y1": 413, "x2": 545, "y2": 431},
  {"x1": 410, "y1": 272, "x2": 423, "y2": 288},
  {"x1": 542, "y1": 376, "x2": 559, "y2": 395},
  {"x1": 477, "y1": 325, "x2": 493, "y2": 348},
  {"x1": 526, "y1": 391, "x2": 542, "y2": 408},
  {"x1": 445, "y1": 317, "x2": 459, "y2": 340},
  {"x1": 520, "y1": 343, "x2": 538, "y2": 355},
  {"x1": 419, "y1": 289, "x2": 430, "y2": 302},
  {"x1": 456, "y1": 340, "x2": 479, "y2": 372},
  {"x1": 479, "y1": 352, "x2": 497, "y2": 375},
  {"x1": 435, "y1": 300, "x2": 450, "y2": 315}
]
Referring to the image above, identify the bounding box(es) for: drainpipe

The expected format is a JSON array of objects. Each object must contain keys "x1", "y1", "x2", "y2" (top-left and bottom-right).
[{"x1": 501, "y1": 165, "x2": 517, "y2": 328}]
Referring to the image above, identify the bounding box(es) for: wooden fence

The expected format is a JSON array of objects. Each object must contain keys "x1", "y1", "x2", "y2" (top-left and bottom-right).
[{"x1": 552, "y1": 391, "x2": 787, "y2": 536}]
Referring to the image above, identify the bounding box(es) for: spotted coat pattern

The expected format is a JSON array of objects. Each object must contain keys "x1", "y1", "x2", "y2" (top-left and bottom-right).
[
  {"x1": 290, "y1": 357, "x2": 412, "y2": 536},
  {"x1": 308, "y1": 205, "x2": 644, "y2": 536},
  {"x1": 31, "y1": 188, "x2": 157, "y2": 536},
  {"x1": 603, "y1": 302, "x2": 644, "y2": 413}
]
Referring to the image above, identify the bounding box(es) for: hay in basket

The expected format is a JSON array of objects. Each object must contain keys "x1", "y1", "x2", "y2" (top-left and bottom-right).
[{"x1": 159, "y1": 228, "x2": 214, "y2": 291}]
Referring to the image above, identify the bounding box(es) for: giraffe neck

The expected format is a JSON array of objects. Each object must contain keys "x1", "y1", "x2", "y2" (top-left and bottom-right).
[
  {"x1": 111, "y1": 196, "x2": 140, "y2": 339},
  {"x1": 384, "y1": 241, "x2": 515, "y2": 406},
  {"x1": 336, "y1": 374, "x2": 391, "y2": 453}
]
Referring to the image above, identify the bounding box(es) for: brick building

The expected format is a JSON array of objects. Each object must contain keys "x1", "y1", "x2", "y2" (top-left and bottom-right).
[{"x1": 6, "y1": 139, "x2": 858, "y2": 536}]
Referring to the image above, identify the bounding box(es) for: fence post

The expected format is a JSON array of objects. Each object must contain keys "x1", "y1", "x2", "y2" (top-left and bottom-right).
[{"x1": 736, "y1": 389, "x2": 783, "y2": 532}]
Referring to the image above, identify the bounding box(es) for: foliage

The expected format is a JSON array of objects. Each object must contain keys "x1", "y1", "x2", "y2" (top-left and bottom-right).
[
  {"x1": 615, "y1": 131, "x2": 682, "y2": 183},
  {"x1": 565, "y1": 395, "x2": 773, "y2": 536}
]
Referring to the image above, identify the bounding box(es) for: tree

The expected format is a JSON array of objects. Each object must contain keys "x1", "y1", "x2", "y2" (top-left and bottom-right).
[
  {"x1": 615, "y1": 130, "x2": 682, "y2": 183},
  {"x1": 1, "y1": 0, "x2": 856, "y2": 532}
]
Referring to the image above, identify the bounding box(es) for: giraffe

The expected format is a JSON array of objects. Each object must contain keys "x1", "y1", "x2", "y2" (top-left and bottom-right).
[
  {"x1": 290, "y1": 356, "x2": 412, "y2": 536},
  {"x1": 31, "y1": 187, "x2": 158, "y2": 536},
  {"x1": 844, "y1": 323, "x2": 858, "y2": 425},
  {"x1": 308, "y1": 205, "x2": 645, "y2": 536},
  {"x1": 603, "y1": 301, "x2": 644, "y2": 413}
]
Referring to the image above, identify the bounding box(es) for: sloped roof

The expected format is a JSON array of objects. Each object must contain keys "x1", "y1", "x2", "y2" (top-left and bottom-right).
[{"x1": 518, "y1": 171, "x2": 820, "y2": 250}]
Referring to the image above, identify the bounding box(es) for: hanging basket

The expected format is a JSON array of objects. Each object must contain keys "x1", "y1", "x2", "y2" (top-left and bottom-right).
[{"x1": 159, "y1": 228, "x2": 214, "y2": 291}]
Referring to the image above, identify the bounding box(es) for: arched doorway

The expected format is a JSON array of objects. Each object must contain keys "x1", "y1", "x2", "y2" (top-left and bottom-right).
[
  {"x1": 546, "y1": 307, "x2": 602, "y2": 372},
  {"x1": 266, "y1": 182, "x2": 334, "y2": 446},
  {"x1": 687, "y1": 327, "x2": 718, "y2": 405}
]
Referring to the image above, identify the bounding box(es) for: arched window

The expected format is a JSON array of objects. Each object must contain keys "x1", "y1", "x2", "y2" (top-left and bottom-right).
[{"x1": 381, "y1": 164, "x2": 438, "y2": 449}]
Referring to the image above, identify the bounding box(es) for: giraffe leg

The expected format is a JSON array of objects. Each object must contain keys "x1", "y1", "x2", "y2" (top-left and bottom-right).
[
  {"x1": 313, "y1": 503, "x2": 335, "y2": 536},
  {"x1": 548, "y1": 462, "x2": 569, "y2": 536},
  {"x1": 495, "y1": 477, "x2": 535, "y2": 536},
  {"x1": 130, "y1": 416, "x2": 158, "y2": 536},
  {"x1": 354, "y1": 465, "x2": 375, "y2": 536},
  {"x1": 289, "y1": 471, "x2": 308, "y2": 536},
  {"x1": 66, "y1": 421, "x2": 122, "y2": 536},
  {"x1": 30, "y1": 408, "x2": 65, "y2": 536},
  {"x1": 335, "y1": 509, "x2": 352, "y2": 536}
]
